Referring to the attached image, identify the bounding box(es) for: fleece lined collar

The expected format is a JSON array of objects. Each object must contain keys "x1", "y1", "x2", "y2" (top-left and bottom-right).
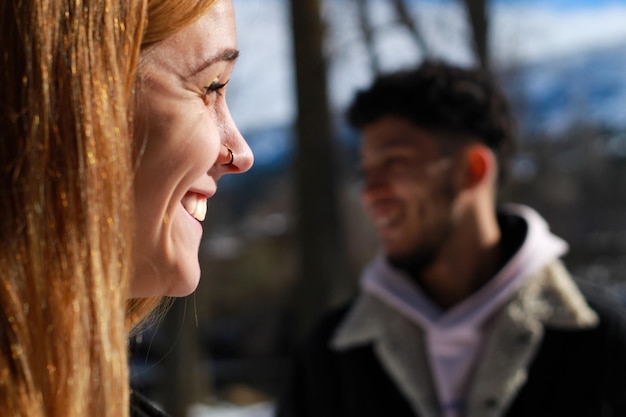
[
  {"x1": 361, "y1": 204, "x2": 569, "y2": 330},
  {"x1": 331, "y1": 260, "x2": 598, "y2": 417},
  {"x1": 346, "y1": 205, "x2": 572, "y2": 416}
]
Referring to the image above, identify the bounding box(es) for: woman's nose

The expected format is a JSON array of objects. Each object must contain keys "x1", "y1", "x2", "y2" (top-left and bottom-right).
[
  {"x1": 217, "y1": 139, "x2": 253, "y2": 173},
  {"x1": 217, "y1": 108, "x2": 254, "y2": 174},
  {"x1": 229, "y1": 131, "x2": 254, "y2": 173}
]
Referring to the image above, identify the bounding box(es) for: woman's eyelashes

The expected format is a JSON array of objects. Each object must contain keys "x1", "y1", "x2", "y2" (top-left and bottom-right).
[{"x1": 203, "y1": 79, "x2": 229, "y2": 97}]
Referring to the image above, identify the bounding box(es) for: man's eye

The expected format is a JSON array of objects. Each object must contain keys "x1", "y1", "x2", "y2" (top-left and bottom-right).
[{"x1": 203, "y1": 79, "x2": 229, "y2": 96}]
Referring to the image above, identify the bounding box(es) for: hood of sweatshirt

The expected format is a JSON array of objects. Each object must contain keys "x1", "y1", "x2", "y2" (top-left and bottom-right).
[
  {"x1": 353, "y1": 204, "x2": 570, "y2": 417},
  {"x1": 361, "y1": 204, "x2": 568, "y2": 331}
]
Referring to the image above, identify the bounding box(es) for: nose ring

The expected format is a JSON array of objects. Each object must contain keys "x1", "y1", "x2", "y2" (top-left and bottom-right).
[
  {"x1": 226, "y1": 148, "x2": 234, "y2": 165},
  {"x1": 221, "y1": 145, "x2": 234, "y2": 166}
]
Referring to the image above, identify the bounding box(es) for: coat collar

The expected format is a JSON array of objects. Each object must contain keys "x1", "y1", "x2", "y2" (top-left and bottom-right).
[{"x1": 331, "y1": 260, "x2": 598, "y2": 417}]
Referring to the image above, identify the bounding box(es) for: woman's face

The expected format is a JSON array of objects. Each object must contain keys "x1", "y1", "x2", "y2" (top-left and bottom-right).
[{"x1": 131, "y1": 0, "x2": 253, "y2": 298}]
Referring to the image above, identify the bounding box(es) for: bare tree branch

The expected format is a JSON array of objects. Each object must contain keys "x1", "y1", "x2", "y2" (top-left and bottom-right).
[
  {"x1": 356, "y1": 0, "x2": 382, "y2": 74},
  {"x1": 391, "y1": 0, "x2": 429, "y2": 57}
]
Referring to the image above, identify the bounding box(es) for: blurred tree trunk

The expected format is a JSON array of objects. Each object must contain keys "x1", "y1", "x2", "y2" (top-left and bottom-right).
[
  {"x1": 461, "y1": 0, "x2": 490, "y2": 71},
  {"x1": 288, "y1": 0, "x2": 352, "y2": 340}
]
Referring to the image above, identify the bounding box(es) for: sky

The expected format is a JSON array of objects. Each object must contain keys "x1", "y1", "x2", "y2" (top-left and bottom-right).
[
  {"x1": 422, "y1": 0, "x2": 626, "y2": 6},
  {"x1": 492, "y1": 0, "x2": 626, "y2": 6},
  {"x1": 228, "y1": 0, "x2": 626, "y2": 133}
]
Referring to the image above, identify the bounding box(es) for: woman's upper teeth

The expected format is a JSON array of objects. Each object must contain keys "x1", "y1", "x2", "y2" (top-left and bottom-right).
[{"x1": 181, "y1": 193, "x2": 207, "y2": 222}]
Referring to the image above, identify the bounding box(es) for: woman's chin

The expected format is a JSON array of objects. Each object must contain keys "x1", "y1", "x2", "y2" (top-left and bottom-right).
[
  {"x1": 165, "y1": 271, "x2": 201, "y2": 297},
  {"x1": 130, "y1": 262, "x2": 201, "y2": 298}
]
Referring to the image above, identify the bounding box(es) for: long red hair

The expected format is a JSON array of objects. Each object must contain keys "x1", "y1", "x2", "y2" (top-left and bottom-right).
[{"x1": 0, "y1": 0, "x2": 216, "y2": 416}]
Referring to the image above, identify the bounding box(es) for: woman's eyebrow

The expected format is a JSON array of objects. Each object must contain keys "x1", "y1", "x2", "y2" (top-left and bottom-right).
[{"x1": 188, "y1": 48, "x2": 240, "y2": 77}]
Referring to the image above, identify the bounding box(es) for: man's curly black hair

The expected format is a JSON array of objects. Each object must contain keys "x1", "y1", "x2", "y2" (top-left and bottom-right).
[{"x1": 346, "y1": 61, "x2": 516, "y2": 183}]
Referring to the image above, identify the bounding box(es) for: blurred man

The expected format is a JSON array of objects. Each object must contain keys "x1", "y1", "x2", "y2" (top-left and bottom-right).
[{"x1": 277, "y1": 62, "x2": 626, "y2": 417}]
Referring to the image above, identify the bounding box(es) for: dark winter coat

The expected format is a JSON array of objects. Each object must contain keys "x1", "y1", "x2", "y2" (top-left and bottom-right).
[{"x1": 277, "y1": 265, "x2": 626, "y2": 417}]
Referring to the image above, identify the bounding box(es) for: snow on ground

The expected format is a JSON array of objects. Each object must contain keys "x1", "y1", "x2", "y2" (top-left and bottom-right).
[{"x1": 187, "y1": 402, "x2": 275, "y2": 417}]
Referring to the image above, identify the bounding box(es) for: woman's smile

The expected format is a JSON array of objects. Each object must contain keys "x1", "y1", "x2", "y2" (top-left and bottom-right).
[{"x1": 130, "y1": 0, "x2": 253, "y2": 298}]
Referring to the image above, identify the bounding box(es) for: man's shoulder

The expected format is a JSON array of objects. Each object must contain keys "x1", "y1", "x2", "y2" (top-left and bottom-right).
[
  {"x1": 576, "y1": 279, "x2": 626, "y2": 331},
  {"x1": 545, "y1": 278, "x2": 626, "y2": 357}
]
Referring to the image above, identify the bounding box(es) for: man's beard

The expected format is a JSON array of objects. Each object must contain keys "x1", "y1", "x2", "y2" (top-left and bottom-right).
[
  {"x1": 386, "y1": 214, "x2": 454, "y2": 282},
  {"x1": 387, "y1": 246, "x2": 438, "y2": 278},
  {"x1": 385, "y1": 171, "x2": 458, "y2": 281}
]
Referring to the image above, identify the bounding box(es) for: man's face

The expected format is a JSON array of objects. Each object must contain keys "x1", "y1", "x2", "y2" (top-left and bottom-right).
[{"x1": 360, "y1": 116, "x2": 460, "y2": 268}]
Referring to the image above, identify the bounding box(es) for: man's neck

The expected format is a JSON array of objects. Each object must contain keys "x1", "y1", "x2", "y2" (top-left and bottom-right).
[{"x1": 412, "y1": 214, "x2": 502, "y2": 310}]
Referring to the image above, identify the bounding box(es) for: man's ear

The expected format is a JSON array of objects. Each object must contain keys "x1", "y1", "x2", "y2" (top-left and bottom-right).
[{"x1": 462, "y1": 144, "x2": 495, "y2": 188}]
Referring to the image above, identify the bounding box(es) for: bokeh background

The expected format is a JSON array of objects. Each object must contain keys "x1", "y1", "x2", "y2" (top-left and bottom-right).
[{"x1": 129, "y1": 0, "x2": 626, "y2": 415}]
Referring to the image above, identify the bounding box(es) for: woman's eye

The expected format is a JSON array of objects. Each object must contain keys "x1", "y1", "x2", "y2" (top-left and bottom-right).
[{"x1": 203, "y1": 79, "x2": 229, "y2": 97}]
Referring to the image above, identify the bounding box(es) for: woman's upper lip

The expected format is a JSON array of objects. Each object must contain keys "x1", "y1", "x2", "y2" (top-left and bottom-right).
[{"x1": 187, "y1": 187, "x2": 215, "y2": 199}]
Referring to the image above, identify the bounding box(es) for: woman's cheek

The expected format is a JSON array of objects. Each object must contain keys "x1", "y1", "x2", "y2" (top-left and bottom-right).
[{"x1": 196, "y1": 112, "x2": 223, "y2": 168}]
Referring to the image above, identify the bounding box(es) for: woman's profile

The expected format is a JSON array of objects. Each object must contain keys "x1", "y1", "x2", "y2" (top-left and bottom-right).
[{"x1": 0, "y1": 1, "x2": 252, "y2": 416}]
